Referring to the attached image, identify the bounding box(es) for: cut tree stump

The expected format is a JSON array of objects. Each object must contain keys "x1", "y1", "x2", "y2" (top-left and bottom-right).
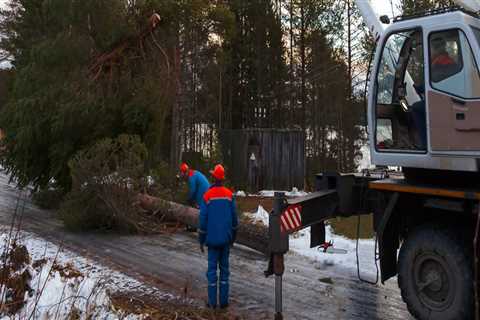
[{"x1": 137, "y1": 194, "x2": 269, "y2": 255}]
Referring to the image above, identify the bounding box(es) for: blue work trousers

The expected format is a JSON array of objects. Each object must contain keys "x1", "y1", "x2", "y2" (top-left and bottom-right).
[{"x1": 207, "y1": 245, "x2": 230, "y2": 307}]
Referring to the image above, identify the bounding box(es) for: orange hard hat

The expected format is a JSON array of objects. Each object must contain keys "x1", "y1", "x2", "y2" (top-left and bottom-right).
[
  {"x1": 180, "y1": 163, "x2": 189, "y2": 173},
  {"x1": 210, "y1": 164, "x2": 225, "y2": 181}
]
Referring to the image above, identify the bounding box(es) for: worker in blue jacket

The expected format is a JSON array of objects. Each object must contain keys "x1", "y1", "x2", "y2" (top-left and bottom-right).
[
  {"x1": 180, "y1": 163, "x2": 210, "y2": 208},
  {"x1": 199, "y1": 164, "x2": 238, "y2": 309}
]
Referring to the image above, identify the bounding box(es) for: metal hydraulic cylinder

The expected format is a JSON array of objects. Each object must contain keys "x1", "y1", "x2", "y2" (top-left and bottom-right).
[{"x1": 270, "y1": 192, "x2": 288, "y2": 320}]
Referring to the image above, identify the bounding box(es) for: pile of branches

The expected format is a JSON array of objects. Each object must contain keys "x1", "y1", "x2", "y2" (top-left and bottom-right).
[
  {"x1": 0, "y1": 242, "x2": 32, "y2": 315},
  {"x1": 60, "y1": 135, "x2": 155, "y2": 233},
  {"x1": 88, "y1": 13, "x2": 171, "y2": 83}
]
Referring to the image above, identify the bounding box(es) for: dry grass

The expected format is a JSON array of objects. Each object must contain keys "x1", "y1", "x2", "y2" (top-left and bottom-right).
[
  {"x1": 328, "y1": 215, "x2": 374, "y2": 240},
  {"x1": 8, "y1": 244, "x2": 30, "y2": 270},
  {"x1": 110, "y1": 292, "x2": 243, "y2": 320},
  {"x1": 235, "y1": 197, "x2": 273, "y2": 215},
  {"x1": 0, "y1": 242, "x2": 33, "y2": 315},
  {"x1": 68, "y1": 307, "x2": 81, "y2": 320},
  {"x1": 32, "y1": 258, "x2": 47, "y2": 269},
  {"x1": 52, "y1": 262, "x2": 84, "y2": 279}
]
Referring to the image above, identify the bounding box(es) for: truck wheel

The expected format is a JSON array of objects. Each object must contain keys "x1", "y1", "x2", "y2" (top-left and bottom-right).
[{"x1": 398, "y1": 226, "x2": 473, "y2": 320}]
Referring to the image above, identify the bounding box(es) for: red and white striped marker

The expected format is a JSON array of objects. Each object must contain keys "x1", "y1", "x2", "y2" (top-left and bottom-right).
[{"x1": 280, "y1": 205, "x2": 302, "y2": 233}]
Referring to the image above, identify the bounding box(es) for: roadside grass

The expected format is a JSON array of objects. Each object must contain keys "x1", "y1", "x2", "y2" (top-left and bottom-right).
[
  {"x1": 110, "y1": 292, "x2": 242, "y2": 320},
  {"x1": 0, "y1": 190, "x2": 247, "y2": 320}
]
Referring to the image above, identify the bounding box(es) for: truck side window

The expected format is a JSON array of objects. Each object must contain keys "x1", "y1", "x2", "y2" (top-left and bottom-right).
[
  {"x1": 429, "y1": 29, "x2": 480, "y2": 98},
  {"x1": 377, "y1": 32, "x2": 409, "y2": 105}
]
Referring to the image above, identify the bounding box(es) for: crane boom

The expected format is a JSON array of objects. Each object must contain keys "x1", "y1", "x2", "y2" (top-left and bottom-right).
[
  {"x1": 353, "y1": 0, "x2": 385, "y2": 39},
  {"x1": 353, "y1": 0, "x2": 420, "y2": 106}
]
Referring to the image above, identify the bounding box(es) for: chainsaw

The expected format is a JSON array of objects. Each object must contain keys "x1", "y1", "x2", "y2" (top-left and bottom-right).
[{"x1": 318, "y1": 241, "x2": 347, "y2": 254}]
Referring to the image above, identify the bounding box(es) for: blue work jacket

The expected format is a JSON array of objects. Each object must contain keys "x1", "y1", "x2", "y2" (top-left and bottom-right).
[
  {"x1": 187, "y1": 170, "x2": 210, "y2": 207},
  {"x1": 199, "y1": 184, "x2": 238, "y2": 247}
]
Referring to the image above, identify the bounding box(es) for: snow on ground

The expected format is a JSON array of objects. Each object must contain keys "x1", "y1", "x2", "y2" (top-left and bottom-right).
[
  {"x1": 251, "y1": 205, "x2": 270, "y2": 226},
  {"x1": 258, "y1": 188, "x2": 309, "y2": 198},
  {"x1": 357, "y1": 143, "x2": 374, "y2": 171},
  {"x1": 288, "y1": 225, "x2": 379, "y2": 279},
  {"x1": 0, "y1": 228, "x2": 179, "y2": 320},
  {"x1": 235, "y1": 191, "x2": 247, "y2": 197},
  {"x1": 247, "y1": 206, "x2": 379, "y2": 279},
  {"x1": 235, "y1": 188, "x2": 309, "y2": 198}
]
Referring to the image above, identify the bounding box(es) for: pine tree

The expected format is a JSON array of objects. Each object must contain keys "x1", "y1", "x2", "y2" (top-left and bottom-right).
[
  {"x1": 222, "y1": 0, "x2": 287, "y2": 130},
  {"x1": 0, "y1": 0, "x2": 174, "y2": 190},
  {"x1": 400, "y1": 0, "x2": 454, "y2": 15}
]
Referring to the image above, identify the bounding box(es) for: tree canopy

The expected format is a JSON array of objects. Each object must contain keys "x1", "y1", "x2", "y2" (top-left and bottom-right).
[{"x1": 0, "y1": 0, "x2": 455, "y2": 191}]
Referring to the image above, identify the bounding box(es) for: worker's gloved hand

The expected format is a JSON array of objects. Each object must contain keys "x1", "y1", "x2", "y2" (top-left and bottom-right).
[{"x1": 200, "y1": 243, "x2": 205, "y2": 253}]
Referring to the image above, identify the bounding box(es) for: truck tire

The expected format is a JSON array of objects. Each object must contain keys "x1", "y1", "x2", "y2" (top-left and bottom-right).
[{"x1": 398, "y1": 225, "x2": 473, "y2": 320}]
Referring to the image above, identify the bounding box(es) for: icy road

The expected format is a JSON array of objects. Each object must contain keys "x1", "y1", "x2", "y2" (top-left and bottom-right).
[{"x1": 0, "y1": 173, "x2": 413, "y2": 320}]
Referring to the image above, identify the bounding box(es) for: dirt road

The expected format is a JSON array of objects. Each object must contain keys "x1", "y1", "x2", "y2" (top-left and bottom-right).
[{"x1": 0, "y1": 173, "x2": 413, "y2": 320}]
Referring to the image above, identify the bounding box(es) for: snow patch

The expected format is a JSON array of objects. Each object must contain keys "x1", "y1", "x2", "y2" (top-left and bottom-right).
[
  {"x1": 0, "y1": 229, "x2": 179, "y2": 320},
  {"x1": 235, "y1": 191, "x2": 246, "y2": 197},
  {"x1": 357, "y1": 143, "x2": 374, "y2": 171},
  {"x1": 258, "y1": 188, "x2": 309, "y2": 198},
  {"x1": 288, "y1": 225, "x2": 378, "y2": 278},
  {"x1": 245, "y1": 208, "x2": 379, "y2": 278},
  {"x1": 251, "y1": 206, "x2": 270, "y2": 226}
]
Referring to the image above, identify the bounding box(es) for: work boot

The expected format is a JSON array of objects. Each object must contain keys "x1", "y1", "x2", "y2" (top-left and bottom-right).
[
  {"x1": 185, "y1": 225, "x2": 197, "y2": 232},
  {"x1": 205, "y1": 302, "x2": 216, "y2": 309},
  {"x1": 220, "y1": 303, "x2": 229, "y2": 310}
]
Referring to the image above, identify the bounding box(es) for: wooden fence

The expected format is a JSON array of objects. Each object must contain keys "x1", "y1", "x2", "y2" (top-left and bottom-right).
[{"x1": 219, "y1": 129, "x2": 305, "y2": 192}]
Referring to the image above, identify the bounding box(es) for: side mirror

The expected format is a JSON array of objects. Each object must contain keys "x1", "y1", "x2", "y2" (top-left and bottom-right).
[{"x1": 380, "y1": 15, "x2": 390, "y2": 24}]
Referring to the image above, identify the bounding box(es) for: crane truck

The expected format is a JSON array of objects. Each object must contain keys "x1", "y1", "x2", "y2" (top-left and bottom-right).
[{"x1": 266, "y1": 1, "x2": 480, "y2": 319}]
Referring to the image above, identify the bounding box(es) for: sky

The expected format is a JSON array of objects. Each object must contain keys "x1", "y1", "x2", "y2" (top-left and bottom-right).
[{"x1": 371, "y1": 0, "x2": 402, "y2": 16}]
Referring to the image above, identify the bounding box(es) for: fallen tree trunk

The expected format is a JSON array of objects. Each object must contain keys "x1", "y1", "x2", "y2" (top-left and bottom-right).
[{"x1": 137, "y1": 194, "x2": 269, "y2": 255}]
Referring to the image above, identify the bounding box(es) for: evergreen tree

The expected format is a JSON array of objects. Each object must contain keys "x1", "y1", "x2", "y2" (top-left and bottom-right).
[
  {"x1": 0, "y1": 0, "x2": 173, "y2": 190},
  {"x1": 0, "y1": 0, "x2": 374, "y2": 192},
  {"x1": 400, "y1": 0, "x2": 454, "y2": 15},
  {"x1": 222, "y1": 0, "x2": 287, "y2": 129}
]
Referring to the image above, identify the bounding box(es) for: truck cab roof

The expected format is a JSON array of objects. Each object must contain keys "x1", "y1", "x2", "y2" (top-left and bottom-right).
[{"x1": 387, "y1": 7, "x2": 480, "y2": 32}]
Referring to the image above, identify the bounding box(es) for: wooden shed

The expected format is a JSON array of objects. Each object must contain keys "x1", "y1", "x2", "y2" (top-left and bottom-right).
[{"x1": 219, "y1": 129, "x2": 305, "y2": 192}]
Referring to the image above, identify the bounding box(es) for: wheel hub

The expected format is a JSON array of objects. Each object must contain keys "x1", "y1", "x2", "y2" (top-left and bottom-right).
[{"x1": 414, "y1": 253, "x2": 455, "y2": 311}]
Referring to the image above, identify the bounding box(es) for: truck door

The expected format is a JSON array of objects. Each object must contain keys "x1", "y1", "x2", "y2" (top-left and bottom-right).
[
  {"x1": 375, "y1": 29, "x2": 426, "y2": 152},
  {"x1": 428, "y1": 28, "x2": 480, "y2": 152}
]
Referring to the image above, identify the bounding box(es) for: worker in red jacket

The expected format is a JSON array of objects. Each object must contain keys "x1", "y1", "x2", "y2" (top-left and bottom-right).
[
  {"x1": 430, "y1": 36, "x2": 457, "y2": 83},
  {"x1": 199, "y1": 164, "x2": 238, "y2": 309}
]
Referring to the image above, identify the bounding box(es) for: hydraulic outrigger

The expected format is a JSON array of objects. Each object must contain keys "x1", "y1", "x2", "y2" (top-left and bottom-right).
[
  {"x1": 264, "y1": 0, "x2": 480, "y2": 318},
  {"x1": 266, "y1": 172, "x2": 480, "y2": 319}
]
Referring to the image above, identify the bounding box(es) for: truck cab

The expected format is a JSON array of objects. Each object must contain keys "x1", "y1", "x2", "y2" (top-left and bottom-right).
[
  {"x1": 267, "y1": 6, "x2": 480, "y2": 320},
  {"x1": 369, "y1": 8, "x2": 480, "y2": 174}
]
